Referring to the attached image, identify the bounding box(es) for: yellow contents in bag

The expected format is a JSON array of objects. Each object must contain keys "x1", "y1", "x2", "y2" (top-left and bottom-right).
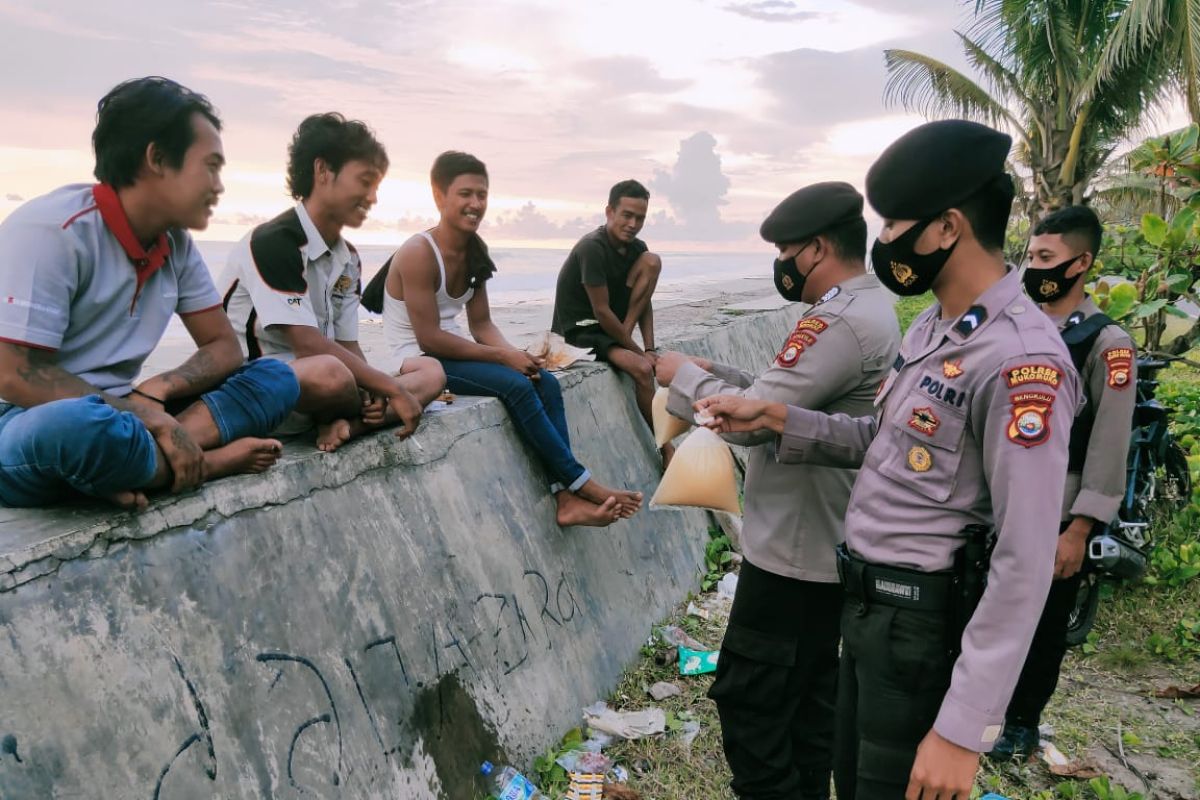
[
  {"x1": 651, "y1": 386, "x2": 691, "y2": 448},
  {"x1": 650, "y1": 426, "x2": 740, "y2": 514}
]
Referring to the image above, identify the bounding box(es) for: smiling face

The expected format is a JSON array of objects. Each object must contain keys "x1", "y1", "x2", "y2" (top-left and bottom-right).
[
  {"x1": 435, "y1": 172, "x2": 489, "y2": 233},
  {"x1": 158, "y1": 112, "x2": 224, "y2": 231},
  {"x1": 1026, "y1": 231, "x2": 1089, "y2": 275},
  {"x1": 605, "y1": 196, "x2": 648, "y2": 245},
  {"x1": 313, "y1": 158, "x2": 385, "y2": 230}
]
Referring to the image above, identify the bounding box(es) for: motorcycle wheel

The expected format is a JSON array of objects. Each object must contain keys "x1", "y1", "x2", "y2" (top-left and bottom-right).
[
  {"x1": 1160, "y1": 441, "x2": 1192, "y2": 511},
  {"x1": 1064, "y1": 572, "x2": 1101, "y2": 648}
]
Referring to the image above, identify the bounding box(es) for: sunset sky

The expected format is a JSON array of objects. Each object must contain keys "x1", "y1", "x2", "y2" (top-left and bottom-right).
[{"x1": 0, "y1": 0, "x2": 1186, "y2": 249}]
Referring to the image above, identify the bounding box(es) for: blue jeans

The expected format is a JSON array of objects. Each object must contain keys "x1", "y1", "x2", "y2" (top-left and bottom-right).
[
  {"x1": 0, "y1": 359, "x2": 298, "y2": 507},
  {"x1": 439, "y1": 359, "x2": 590, "y2": 493}
]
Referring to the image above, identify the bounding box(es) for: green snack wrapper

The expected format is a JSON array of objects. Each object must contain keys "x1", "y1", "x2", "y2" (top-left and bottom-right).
[{"x1": 678, "y1": 647, "x2": 720, "y2": 676}]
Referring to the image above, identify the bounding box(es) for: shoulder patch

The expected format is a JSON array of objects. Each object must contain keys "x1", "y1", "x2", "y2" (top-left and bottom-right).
[
  {"x1": 1004, "y1": 363, "x2": 1062, "y2": 389},
  {"x1": 249, "y1": 209, "x2": 309, "y2": 294},
  {"x1": 954, "y1": 305, "x2": 988, "y2": 337},
  {"x1": 816, "y1": 286, "x2": 841, "y2": 305},
  {"x1": 1007, "y1": 390, "x2": 1055, "y2": 448},
  {"x1": 1103, "y1": 347, "x2": 1133, "y2": 389},
  {"x1": 775, "y1": 316, "x2": 830, "y2": 367}
]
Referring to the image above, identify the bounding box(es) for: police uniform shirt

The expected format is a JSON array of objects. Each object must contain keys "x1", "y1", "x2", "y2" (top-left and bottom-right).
[
  {"x1": 667, "y1": 274, "x2": 899, "y2": 582},
  {"x1": 221, "y1": 202, "x2": 362, "y2": 360},
  {"x1": 0, "y1": 184, "x2": 222, "y2": 400},
  {"x1": 1056, "y1": 297, "x2": 1137, "y2": 523},
  {"x1": 772, "y1": 267, "x2": 1081, "y2": 751}
]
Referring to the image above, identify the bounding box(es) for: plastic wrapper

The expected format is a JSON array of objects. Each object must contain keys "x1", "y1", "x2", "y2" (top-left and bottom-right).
[{"x1": 650, "y1": 427, "x2": 740, "y2": 514}]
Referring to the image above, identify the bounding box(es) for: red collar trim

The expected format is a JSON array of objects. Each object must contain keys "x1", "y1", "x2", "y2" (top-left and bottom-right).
[{"x1": 92, "y1": 184, "x2": 171, "y2": 311}]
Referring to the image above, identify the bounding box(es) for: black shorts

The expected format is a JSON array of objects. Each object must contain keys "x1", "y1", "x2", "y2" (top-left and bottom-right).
[{"x1": 564, "y1": 326, "x2": 619, "y2": 362}]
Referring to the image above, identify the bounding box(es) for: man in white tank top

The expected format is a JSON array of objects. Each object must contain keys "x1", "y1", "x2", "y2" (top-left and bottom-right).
[{"x1": 221, "y1": 114, "x2": 445, "y2": 452}]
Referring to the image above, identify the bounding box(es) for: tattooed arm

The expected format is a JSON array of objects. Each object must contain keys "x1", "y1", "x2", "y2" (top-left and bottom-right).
[{"x1": 134, "y1": 307, "x2": 243, "y2": 402}]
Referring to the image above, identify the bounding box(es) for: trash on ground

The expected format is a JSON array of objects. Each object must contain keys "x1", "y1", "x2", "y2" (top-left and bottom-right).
[
  {"x1": 527, "y1": 331, "x2": 596, "y2": 371},
  {"x1": 1040, "y1": 741, "x2": 1069, "y2": 767},
  {"x1": 1047, "y1": 759, "x2": 1106, "y2": 779},
  {"x1": 652, "y1": 387, "x2": 692, "y2": 447},
  {"x1": 979, "y1": 794, "x2": 1012, "y2": 800},
  {"x1": 686, "y1": 601, "x2": 711, "y2": 620},
  {"x1": 657, "y1": 625, "x2": 707, "y2": 651},
  {"x1": 480, "y1": 759, "x2": 546, "y2": 799},
  {"x1": 603, "y1": 782, "x2": 642, "y2": 800},
  {"x1": 566, "y1": 771, "x2": 605, "y2": 800},
  {"x1": 648, "y1": 681, "x2": 683, "y2": 701},
  {"x1": 654, "y1": 646, "x2": 679, "y2": 667},
  {"x1": 609, "y1": 765, "x2": 629, "y2": 783},
  {"x1": 650, "y1": 427, "x2": 741, "y2": 514},
  {"x1": 557, "y1": 749, "x2": 614, "y2": 775},
  {"x1": 1038, "y1": 723, "x2": 1055, "y2": 739},
  {"x1": 678, "y1": 720, "x2": 702, "y2": 752},
  {"x1": 717, "y1": 572, "x2": 739, "y2": 599},
  {"x1": 679, "y1": 646, "x2": 720, "y2": 676},
  {"x1": 1153, "y1": 682, "x2": 1200, "y2": 699},
  {"x1": 583, "y1": 702, "x2": 667, "y2": 740}
]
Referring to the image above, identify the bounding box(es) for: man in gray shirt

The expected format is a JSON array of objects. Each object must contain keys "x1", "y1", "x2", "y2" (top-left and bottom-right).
[{"x1": 654, "y1": 182, "x2": 899, "y2": 800}]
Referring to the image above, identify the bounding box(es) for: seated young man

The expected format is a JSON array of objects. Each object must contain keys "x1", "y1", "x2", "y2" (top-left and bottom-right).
[
  {"x1": 0, "y1": 77, "x2": 299, "y2": 510},
  {"x1": 551, "y1": 180, "x2": 665, "y2": 461},
  {"x1": 221, "y1": 113, "x2": 444, "y2": 452},
  {"x1": 361, "y1": 151, "x2": 642, "y2": 527}
]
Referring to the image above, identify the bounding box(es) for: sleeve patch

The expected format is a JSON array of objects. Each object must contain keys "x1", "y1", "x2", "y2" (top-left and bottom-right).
[
  {"x1": 1004, "y1": 363, "x2": 1061, "y2": 389},
  {"x1": 1007, "y1": 390, "x2": 1055, "y2": 448},
  {"x1": 775, "y1": 317, "x2": 829, "y2": 367},
  {"x1": 1103, "y1": 347, "x2": 1133, "y2": 389}
]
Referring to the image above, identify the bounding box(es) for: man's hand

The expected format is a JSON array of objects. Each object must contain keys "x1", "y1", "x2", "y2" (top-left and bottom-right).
[
  {"x1": 906, "y1": 730, "x2": 980, "y2": 800},
  {"x1": 499, "y1": 348, "x2": 541, "y2": 379},
  {"x1": 388, "y1": 388, "x2": 423, "y2": 439},
  {"x1": 653, "y1": 350, "x2": 687, "y2": 385},
  {"x1": 694, "y1": 395, "x2": 786, "y2": 434},
  {"x1": 1055, "y1": 518, "x2": 1093, "y2": 579},
  {"x1": 122, "y1": 396, "x2": 206, "y2": 492},
  {"x1": 360, "y1": 390, "x2": 387, "y2": 427}
]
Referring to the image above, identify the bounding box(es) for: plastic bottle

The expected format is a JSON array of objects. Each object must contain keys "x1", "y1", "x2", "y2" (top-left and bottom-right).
[{"x1": 480, "y1": 760, "x2": 546, "y2": 800}]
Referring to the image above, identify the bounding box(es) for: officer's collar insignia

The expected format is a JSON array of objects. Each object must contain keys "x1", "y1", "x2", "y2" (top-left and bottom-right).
[
  {"x1": 893, "y1": 354, "x2": 907, "y2": 371},
  {"x1": 817, "y1": 286, "x2": 841, "y2": 305},
  {"x1": 942, "y1": 359, "x2": 964, "y2": 379},
  {"x1": 907, "y1": 445, "x2": 933, "y2": 472},
  {"x1": 907, "y1": 407, "x2": 940, "y2": 436},
  {"x1": 1065, "y1": 311, "x2": 1086, "y2": 328},
  {"x1": 953, "y1": 305, "x2": 988, "y2": 338}
]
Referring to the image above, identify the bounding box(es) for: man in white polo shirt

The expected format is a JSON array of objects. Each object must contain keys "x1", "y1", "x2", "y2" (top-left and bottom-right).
[
  {"x1": 222, "y1": 113, "x2": 444, "y2": 451},
  {"x1": 0, "y1": 77, "x2": 300, "y2": 509}
]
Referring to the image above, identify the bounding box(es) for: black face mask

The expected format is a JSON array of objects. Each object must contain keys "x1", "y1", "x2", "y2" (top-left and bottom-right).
[
  {"x1": 871, "y1": 217, "x2": 958, "y2": 296},
  {"x1": 1023, "y1": 254, "x2": 1084, "y2": 303},
  {"x1": 773, "y1": 241, "x2": 815, "y2": 302}
]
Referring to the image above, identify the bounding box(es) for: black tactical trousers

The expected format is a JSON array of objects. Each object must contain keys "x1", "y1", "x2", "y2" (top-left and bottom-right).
[
  {"x1": 708, "y1": 560, "x2": 843, "y2": 800},
  {"x1": 833, "y1": 599, "x2": 955, "y2": 800},
  {"x1": 1004, "y1": 568, "x2": 1084, "y2": 727}
]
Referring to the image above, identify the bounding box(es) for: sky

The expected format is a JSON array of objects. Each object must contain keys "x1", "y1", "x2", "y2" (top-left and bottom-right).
[{"x1": 0, "y1": 0, "x2": 1186, "y2": 249}]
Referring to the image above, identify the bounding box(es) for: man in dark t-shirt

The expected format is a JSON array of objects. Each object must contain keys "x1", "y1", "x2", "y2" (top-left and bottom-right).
[{"x1": 552, "y1": 179, "x2": 665, "y2": 460}]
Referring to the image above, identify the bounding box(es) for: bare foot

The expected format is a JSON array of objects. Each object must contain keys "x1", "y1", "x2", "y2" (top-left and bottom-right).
[
  {"x1": 105, "y1": 489, "x2": 148, "y2": 511},
  {"x1": 577, "y1": 478, "x2": 643, "y2": 517},
  {"x1": 556, "y1": 493, "x2": 620, "y2": 528},
  {"x1": 660, "y1": 442, "x2": 676, "y2": 471},
  {"x1": 205, "y1": 438, "x2": 283, "y2": 479},
  {"x1": 316, "y1": 419, "x2": 352, "y2": 452}
]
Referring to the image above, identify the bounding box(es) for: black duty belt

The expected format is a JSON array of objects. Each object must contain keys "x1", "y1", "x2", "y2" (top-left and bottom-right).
[{"x1": 835, "y1": 543, "x2": 953, "y2": 611}]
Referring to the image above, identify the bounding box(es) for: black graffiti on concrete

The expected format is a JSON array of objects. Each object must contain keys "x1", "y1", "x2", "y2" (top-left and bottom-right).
[
  {"x1": 1, "y1": 734, "x2": 21, "y2": 764},
  {"x1": 152, "y1": 656, "x2": 217, "y2": 800},
  {"x1": 256, "y1": 652, "x2": 343, "y2": 793}
]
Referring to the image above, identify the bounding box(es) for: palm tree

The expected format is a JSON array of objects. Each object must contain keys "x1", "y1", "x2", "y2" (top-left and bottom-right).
[
  {"x1": 1093, "y1": 0, "x2": 1200, "y2": 123},
  {"x1": 882, "y1": 0, "x2": 1175, "y2": 220}
]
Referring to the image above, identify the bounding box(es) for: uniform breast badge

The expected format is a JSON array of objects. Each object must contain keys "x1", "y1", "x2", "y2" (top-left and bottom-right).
[
  {"x1": 334, "y1": 274, "x2": 354, "y2": 293},
  {"x1": 907, "y1": 445, "x2": 933, "y2": 472},
  {"x1": 942, "y1": 359, "x2": 964, "y2": 378},
  {"x1": 1103, "y1": 347, "x2": 1133, "y2": 389},
  {"x1": 907, "y1": 407, "x2": 940, "y2": 436},
  {"x1": 1007, "y1": 391, "x2": 1054, "y2": 448}
]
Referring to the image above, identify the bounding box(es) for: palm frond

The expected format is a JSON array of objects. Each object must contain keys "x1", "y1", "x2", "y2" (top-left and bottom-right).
[{"x1": 882, "y1": 49, "x2": 1019, "y2": 131}]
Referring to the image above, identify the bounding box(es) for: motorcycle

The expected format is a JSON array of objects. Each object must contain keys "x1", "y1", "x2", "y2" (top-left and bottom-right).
[{"x1": 1064, "y1": 356, "x2": 1192, "y2": 647}]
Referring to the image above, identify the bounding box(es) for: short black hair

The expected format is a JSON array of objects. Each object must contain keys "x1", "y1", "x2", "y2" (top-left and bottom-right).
[
  {"x1": 431, "y1": 151, "x2": 488, "y2": 192},
  {"x1": 1033, "y1": 205, "x2": 1103, "y2": 257},
  {"x1": 954, "y1": 173, "x2": 1015, "y2": 251},
  {"x1": 92, "y1": 77, "x2": 221, "y2": 188},
  {"x1": 287, "y1": 113, "x2": 389, "y2": 200},
  {"x1": 608, "y1": 179, "x2": 650, "y2": 209},
  {"x1": 816, "y1": 217, "x2": 868, "y2": 262}
]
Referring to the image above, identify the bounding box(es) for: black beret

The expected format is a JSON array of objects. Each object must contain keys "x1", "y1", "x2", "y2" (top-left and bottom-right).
[
  {"x1": 760, "y1": 181, "x2": 864, "y2": 244},
  {"x1": 865, "y1": 119, "x2": 1012, "y2": 220}
]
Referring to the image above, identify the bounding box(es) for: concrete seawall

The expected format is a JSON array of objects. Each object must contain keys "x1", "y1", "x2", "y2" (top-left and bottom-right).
[{"x1": 0, "y1": 297, "x2": 803, "y2": 799}]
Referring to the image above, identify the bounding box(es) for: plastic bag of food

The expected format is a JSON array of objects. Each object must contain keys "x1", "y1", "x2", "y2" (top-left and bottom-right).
[
  {"x1": 650, "y1": 427, "x2": 740, "y2": 514},
  {"x1": 651, "y1": 387, "x2": 691, "y2": 447}
]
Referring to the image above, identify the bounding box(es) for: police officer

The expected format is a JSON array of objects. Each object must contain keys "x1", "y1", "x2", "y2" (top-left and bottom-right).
[
  {"x1": 986, "y1": 205, "x2": 1137, "y2": 759},
  {"x1": 695, "y1": 120, "x2": 1082, "y2": 799},
  {"x1": 654, "y1": 182, "x2": 900, "y2": 800}
]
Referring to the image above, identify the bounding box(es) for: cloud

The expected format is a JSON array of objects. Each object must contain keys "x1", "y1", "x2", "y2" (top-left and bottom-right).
[
  {"x1": 725, "y1": 1, "x2": 821, "y2": 23},
  {"x1": 486, "y1": 202, "x2": 599, "y2": 239},
  {"x1": 653, "y1": 132, "x2": 731, "y2": 228},
  {"x1": 210, "y1": 212, "x2": 270, "y2": 227},
  {"x1": 5, "y1": 193, "x2": 22, "y2": 202},
  {"x1": 573, "y1": 57, "x2": 691, "y2": 94}
]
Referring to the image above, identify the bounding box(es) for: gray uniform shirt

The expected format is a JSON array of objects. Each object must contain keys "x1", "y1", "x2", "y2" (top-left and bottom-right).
[
  {"x1": 772, "y1": 267, "x2": 1081, "y2": 752},
  {"x1": 1055, "y1": 297, "x2": 1137, "y2": 523},
  {"x1": 667, "y1": 274, "x2": 899, "y2": 582}
]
